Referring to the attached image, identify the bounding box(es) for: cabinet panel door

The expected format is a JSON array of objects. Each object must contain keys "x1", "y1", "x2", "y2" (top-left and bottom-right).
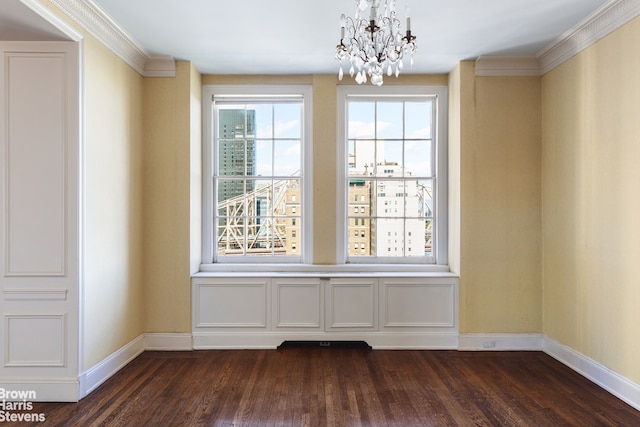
[
  {"x1": 326, "y1": 278, "x2": 377, "y2": 331},
  {"x1": 380, "y1": 278, "x2": 457, "y2": 329},
  {"x1": 194, "y1": 279, "x2": 269, "y2": 328},
  {"x1": 273, "y1": 278, "x2": 322, "y2": 330}
]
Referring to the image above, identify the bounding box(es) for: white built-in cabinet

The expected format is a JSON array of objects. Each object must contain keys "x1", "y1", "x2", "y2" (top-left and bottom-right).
[
  {"x1": 192, "y1": 275, "x2": 458, "y2": 349},
  {"x1": 0, "y1": 41, "x2": 80, "y2": 401}
]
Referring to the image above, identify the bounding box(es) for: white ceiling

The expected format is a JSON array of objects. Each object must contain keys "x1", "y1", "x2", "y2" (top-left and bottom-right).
[
  {"x1": 0, "y1": 0, "x2": 69, "y2": 41},
  {"x1": 2, "y1": 0, "x2": 611, "y2": 74}
]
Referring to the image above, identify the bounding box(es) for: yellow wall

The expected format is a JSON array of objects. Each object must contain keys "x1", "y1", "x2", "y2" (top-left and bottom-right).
[
  {"x1": 81, "y1": 34, "x2": 145, "y2": 368},
  {"x1": 312, "y1": 75, "x2": 338, "y2": 263},
  {"x1": 542, "y1": 17, "x2": 640, "y2": 383},
  {"x1": 142, "y1": 61, "x2": 199, "y2": 333},
  {"x1": 451, "y1": 62, "x2": 543, "y2": 333},
  {"x1": 189, "y1": 64, "x2": 203, "y2": 275}
]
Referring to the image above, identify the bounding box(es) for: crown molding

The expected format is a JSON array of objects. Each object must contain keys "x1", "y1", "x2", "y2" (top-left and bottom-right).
[
  {"x1": 475, "y1": 56, "x2": 540, "y2": 77},
  {"x1": 44, "y1": 0, "x2": 640, "y2": 79},
  {"x1": 47, "y1": 0, "x2": 175, "y2": 77},
  {"x1": 538, "y1": 0, "x2": 640, "y2": 75},
  {"x1": 475, "y1": 0, "x2": 640, "y2": 77}
]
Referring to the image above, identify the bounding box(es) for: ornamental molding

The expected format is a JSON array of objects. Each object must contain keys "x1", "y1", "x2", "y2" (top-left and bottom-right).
[
  {"x1": 538, "y1": 0, "x2": 640, "y2": 74},
  {"x1": 48, "y1": 0, "x2": 175, "y2": 77},
  {"x1": 40, "y1": 0, "x2": 640, "y2": 78},
  {"x1": 476, "y1": 0, "x2": 640, "y2": 76}
]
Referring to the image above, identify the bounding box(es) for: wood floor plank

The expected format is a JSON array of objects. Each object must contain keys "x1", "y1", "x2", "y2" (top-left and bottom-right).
[{"x1": 21, "y1": 348, "x2": 640, "y2": 426}]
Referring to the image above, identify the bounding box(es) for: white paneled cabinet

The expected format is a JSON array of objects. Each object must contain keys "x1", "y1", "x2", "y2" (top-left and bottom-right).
[
  {"x1": 0, "y1": 41, "x2": 80, "y2": 401},
  {"x1": 193, "y1": 275, "x2": 458, "y2": 349}
]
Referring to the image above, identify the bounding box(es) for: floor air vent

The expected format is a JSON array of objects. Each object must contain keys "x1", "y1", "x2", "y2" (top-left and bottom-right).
[{"x1": 277, "y1": 340, "x2": 372, "y2": 349}]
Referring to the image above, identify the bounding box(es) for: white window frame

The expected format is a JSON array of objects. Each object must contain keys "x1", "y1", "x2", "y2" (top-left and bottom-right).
[
  {"x1": 336, "y1": 85, "x2": 448, "y2": 266},
  {"x1": 201, "y1": 85, "x2": 313, "y2": 266}
]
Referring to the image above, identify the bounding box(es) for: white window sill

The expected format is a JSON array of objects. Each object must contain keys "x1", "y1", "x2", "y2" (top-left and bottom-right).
[{"x1": 194, "y1": 263, "x2": 456, "y2": 278}]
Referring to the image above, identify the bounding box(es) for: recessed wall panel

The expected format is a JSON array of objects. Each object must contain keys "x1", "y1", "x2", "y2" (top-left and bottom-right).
[
  {"x1": 383, "y1": 282, "x2": 455, "y2": 327},
  {"x1": 4, "y1": 53, "x2": 66, "y2": 276},
  {"x1": 327, "y1": 279, "x2": 377, "y2": 329},
  {"x1": 4, "y1": 314, "x2": 66, "y2": 367},
  {"x1": 196, "y1": 282, "x2": 268, "y2": 327},
  {"x1": 274, "y1": 279, "x2": 321, "y2": 328}
]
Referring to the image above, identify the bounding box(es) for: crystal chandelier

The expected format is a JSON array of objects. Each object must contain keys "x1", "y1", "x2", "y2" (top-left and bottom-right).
[{"x1": 336, "y1": 0, "x2": 417, "y2": 86}]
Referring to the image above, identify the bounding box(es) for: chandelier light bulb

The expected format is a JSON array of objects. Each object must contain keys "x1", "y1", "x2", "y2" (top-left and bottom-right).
[{"x1": 335, "y1": 0, "x2": 417, "y2": 86}]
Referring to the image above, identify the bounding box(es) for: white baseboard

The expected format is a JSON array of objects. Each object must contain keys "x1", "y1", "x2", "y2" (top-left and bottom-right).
[
  {"x1": 458, "y1": 333, "x2": 544, "y2": 351},
  {"x1": 543, "y1": 336, "x2": 640, "y2": 412},
  {"x1": 78, "y1": 335, "x2": 145, "y2": 399},
  {"x1": 78, "y1": 333, "x2": 192, "y2": 400},
  {"x1": 145, "y1": 333, "x2": 193, "y2": 350},
  {"x1": 192, "y1": 332, "x2": 459, "y2": 350}
]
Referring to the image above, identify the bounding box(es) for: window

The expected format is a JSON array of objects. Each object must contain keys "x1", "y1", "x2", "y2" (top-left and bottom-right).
[
  {"x1": 202, "y1": 85, "x2": 312, "y2": 264},
  {"x1": 337, "y1": 86, "x2": 448, "y2": 265}
]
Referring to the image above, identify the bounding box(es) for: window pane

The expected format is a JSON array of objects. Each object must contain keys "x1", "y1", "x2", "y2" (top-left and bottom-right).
[
  {"x1": 218, "y1": 139, "x2": 247, "y2": 176},
  {"x1": 250, "y1": 179, "x2": 273, "y2": 216},
  {"x1": 405, "y1": 140, "x2": 432, "y2": 177},
  {"x1": 217, "y1": 216, "x2": 245, "y2": 255},
  {"x1": 416, "y1": 179, "x2": 433, "y2": 218},
  {"x1": 405, "y1": 101, "x2": 432, "y2": 139},
  {"x1": 348, "y1": 217, "x2": 372, "y2": 257},
  {"x1": 348, "y1": 101, "x2": 375, "y2": 139},
  {"x1": 246, "y1": 217, "x2": 275, "y2": 255},
  {"x1": 278, "y1": 178, "x2": 301, "y2": 212},
  {"x1": 349, "y1": 140, "x2": 376, "y2": 175},
  {"x1": 376, "y1": 180, "x2": 406, "y2": 217},
  {"x1": 424, "y1": 218, "x2": 433, "y2": 257},
  {"x1": 285, "y1": 216, "x2": 301, "y2": 256},
  {"x1": 372, "y1": 218, "x2": 403, "y2": 256},
  {"x1": 377, "y1": 102, "x2": 403, "y2": 139},
  {"x1": 250, "y1": 104, "x2": 273, "y2": 138},
  {"x1": 274, "y1": 103, "x2": 302, "y2": 138},
  {"x1": 217, "y1": 178, "x2": 245, "y2": 204},
  {"x1": 254, "y1": 140, "x2": 273, "y2": 176},
  {"x1": 274, "y1": 140, "x2": 301, "y2": 176},
  {"x1": 377, "y1": 141, "x2": 403, "y2": 174},
  {"x1": 405, "y1": 217, "x2": 427, "y2": 256},
  {"x1": 218, "y1": 107, "x2": 252, "y2": 138}
]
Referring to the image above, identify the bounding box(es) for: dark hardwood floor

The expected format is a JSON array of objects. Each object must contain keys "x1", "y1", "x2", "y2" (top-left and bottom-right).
[{"x1": 22, "y1": 346, "x2": 640, "y2": 426}]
